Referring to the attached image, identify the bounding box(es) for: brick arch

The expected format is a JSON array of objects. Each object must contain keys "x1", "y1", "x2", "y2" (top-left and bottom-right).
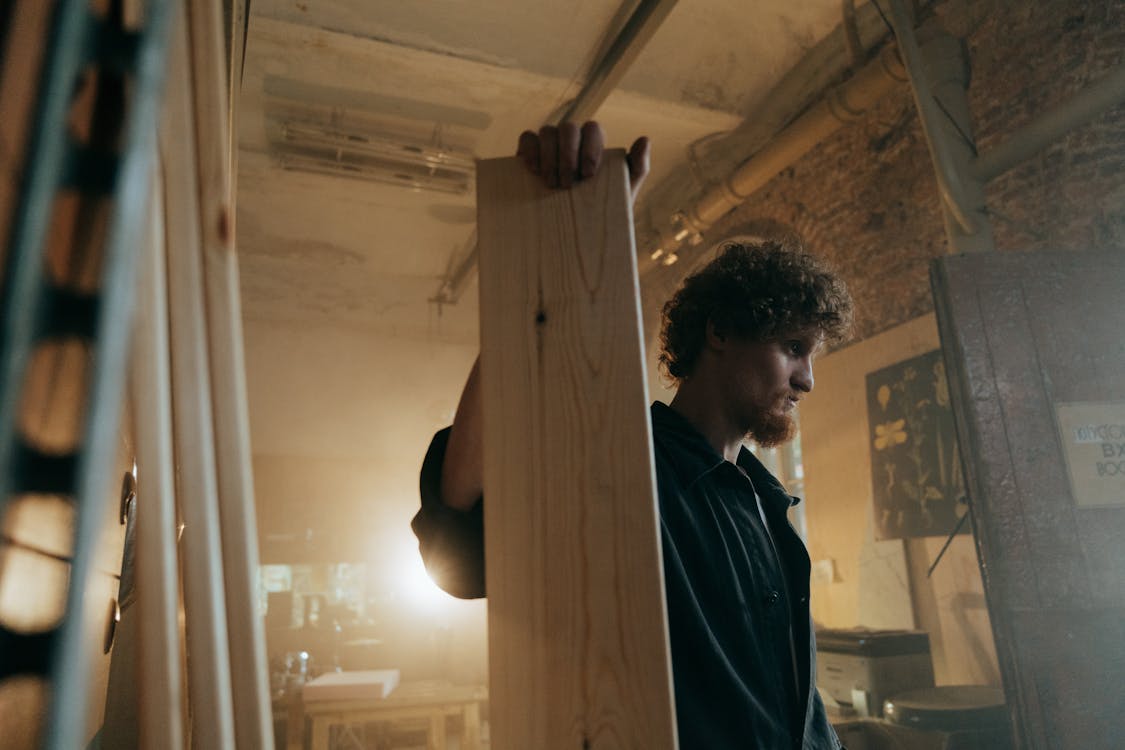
[{"x1": 700, "y1": 217, "x2": 807, "y2": 269}]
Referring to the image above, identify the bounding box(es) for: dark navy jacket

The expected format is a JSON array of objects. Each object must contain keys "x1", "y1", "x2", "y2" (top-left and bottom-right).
[{"x1": 412, "y1": 401, "x2": 842, "y2": 750}]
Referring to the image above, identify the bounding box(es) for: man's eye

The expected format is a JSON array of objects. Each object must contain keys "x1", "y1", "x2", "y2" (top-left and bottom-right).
[{"x1": 787, "y1": 341, "x2": 802, "y2": 356}]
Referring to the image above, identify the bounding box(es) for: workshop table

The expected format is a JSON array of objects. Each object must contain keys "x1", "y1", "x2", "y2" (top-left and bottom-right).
[{"x1": 297, "y1": 681, "x2": 487, "y2": 750}]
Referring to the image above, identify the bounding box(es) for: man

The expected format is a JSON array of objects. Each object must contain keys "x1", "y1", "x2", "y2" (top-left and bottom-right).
[{"x1": 412, "y1": 122, "x2": 852, "y2": 749}]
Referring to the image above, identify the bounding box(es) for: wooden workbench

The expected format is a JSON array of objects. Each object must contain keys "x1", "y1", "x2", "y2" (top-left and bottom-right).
[{"x1": 293, "y1": 680, "x2": 487, "y2": 750}]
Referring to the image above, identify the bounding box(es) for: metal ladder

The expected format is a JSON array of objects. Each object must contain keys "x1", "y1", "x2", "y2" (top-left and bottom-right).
[{"x1": 0, "y1": 0, "x2": 171, "y2": 746}]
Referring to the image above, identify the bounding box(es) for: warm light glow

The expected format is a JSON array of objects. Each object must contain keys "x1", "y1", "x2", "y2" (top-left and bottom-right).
[{"x1": 401, "y1": 547, "x2": 457, "y2": 611}]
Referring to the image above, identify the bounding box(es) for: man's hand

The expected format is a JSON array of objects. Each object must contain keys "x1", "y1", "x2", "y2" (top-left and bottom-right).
[{"x1": 516, "y1": 121, "x2": 650, "y2": 203}]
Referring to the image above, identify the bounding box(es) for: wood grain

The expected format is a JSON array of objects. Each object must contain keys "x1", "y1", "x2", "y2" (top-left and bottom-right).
[
  {"x1": 302, "y1": 683, "x2": 486, "y2": 750},
  {"x1": 131, "y1": 158, "x2": 184, "y2": 750},
  {"x1": 186, "y1": 0, "x2": 275, "y2": 746},
  {"x1": 159, "y1": 8, "x2": 237, "y2": 746},
  {"x1": 477, "y1": 152, "x2": 677, "y2": 749}
]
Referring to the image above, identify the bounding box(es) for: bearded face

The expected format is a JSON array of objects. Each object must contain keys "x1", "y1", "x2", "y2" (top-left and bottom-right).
[
  {"x1": 747, "y1": 405, "x2": 798, "y2": 448},
  {"x1": 716, "y1": 333, "x2": 820, "y2": 449}
]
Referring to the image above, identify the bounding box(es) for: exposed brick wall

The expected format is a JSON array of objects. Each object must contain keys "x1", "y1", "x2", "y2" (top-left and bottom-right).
[
  {"x1": 970, "y1": 2, "x2": 1125, "y2": 252},
  {"x1": 653, "y1": 0, "x2": 1124, "y2": 345}
]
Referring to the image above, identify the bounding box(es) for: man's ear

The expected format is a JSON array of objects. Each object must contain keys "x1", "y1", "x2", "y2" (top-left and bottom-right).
[{"x1": 705, "y1": 319, "x2": 727, "y2": 351}]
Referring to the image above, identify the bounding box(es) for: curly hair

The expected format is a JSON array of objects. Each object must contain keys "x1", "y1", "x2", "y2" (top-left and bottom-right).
[{"x1": 658, "y1": 240, "x2": 853, "y2": 382}]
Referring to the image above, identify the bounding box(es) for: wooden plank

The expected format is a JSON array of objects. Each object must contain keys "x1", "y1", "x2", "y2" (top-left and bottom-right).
[
  {"x1": 285, "y1": 694, "x2": 304, "y2": 750},
  {"x1": 476, "y1": 152, "x2": 677, "y2": 750},
  {"x1": 428, "y1": 714, "x2": 446, "y2": 750},
  {"x1": 184, "y1": 0, "x2": 275, "y2": 746},
  {"x1": 462, "y1": 701, "x2": 481, "y2": 750},
  {"x1": 131, "y1": 157, "x2": 184, "y2": 750},
  {"x1": 310, "y1": 717, "x2": 330, "y2": 750},
  {"x1": 158, "y1": 6, "x2": 236, "y2": 747}
]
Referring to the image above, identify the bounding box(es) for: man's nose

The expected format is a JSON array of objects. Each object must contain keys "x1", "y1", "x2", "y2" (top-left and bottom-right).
[{"x1": 792, "y1": 358, "x2": 814, "y2": 393}]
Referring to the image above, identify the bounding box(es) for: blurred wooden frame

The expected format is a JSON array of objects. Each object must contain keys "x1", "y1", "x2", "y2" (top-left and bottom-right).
[
  {"x1": 134, "y1": 0, "x2": 272, "y2": 747},
  {"x1": 0, "y1": 0, "x2": 265, "y2": 747},
  {"x1": 159, "y1": 1, "x2": 273, "y2": 748}
]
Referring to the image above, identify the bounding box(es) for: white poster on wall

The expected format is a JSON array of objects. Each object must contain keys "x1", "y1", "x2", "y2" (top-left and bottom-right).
[{"x1": 1054, "y1": 402, "x2": 1125, "y2": 508}]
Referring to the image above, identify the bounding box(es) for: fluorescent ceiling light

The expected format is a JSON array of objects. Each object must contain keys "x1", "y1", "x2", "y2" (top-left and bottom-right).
[{"x1": 271, "y1": 119, "x2": 475, "y2": 195}]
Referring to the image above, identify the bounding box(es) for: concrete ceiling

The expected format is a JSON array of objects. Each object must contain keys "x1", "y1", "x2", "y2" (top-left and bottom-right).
[
  {"x1": 237, "y1": 0, "x2": 849, "y2": 343},
  {"x1": 234, "y1": 0, "x2": 858, "y2": 547}
]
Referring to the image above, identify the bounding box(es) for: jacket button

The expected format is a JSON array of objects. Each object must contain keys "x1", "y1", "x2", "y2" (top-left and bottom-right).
[{"x1": 766, "y1": 590, "x2": 781, "y2": 605}]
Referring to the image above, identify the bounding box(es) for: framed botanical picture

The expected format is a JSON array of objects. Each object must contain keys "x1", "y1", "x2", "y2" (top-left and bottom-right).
[{"x1": 866, "y1": 349, "x2": 968, "y2": 540}]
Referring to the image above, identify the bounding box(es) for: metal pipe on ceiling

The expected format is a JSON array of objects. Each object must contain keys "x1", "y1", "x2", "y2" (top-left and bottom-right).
[
  {"x1": 658, "y1": 42, "x2": 907, "y2": 254},
  {"x1": 641, "y1": 11, "x2": 1124, "y2": 271},
  {"x1": 650, "y1": 3, "x2": 1125, "y2": 265},
  {"x1": 560, "y1": 0, "x2": 681, "y2": 123},
  {"x1": 435, "y1": 0, "x2": 679, "y2": 305},
  {"x1": 972, "y1": 63, "x2": 1125, "y2": 182}
]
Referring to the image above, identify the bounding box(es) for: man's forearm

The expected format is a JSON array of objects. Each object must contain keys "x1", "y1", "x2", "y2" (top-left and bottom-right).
[{"x1": 441, "y1": 356, "x2": 484, "y2": 511}]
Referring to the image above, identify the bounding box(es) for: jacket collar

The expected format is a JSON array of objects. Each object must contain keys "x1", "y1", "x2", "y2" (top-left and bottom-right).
[{"x1": 649, "y1": 402, "x2": 800, "y2": 513}]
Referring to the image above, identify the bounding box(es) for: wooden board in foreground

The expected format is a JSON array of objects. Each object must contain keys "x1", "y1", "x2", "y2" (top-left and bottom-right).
[{"x1": 477, "y1": 152, "x2": 677, "y2": 750}]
